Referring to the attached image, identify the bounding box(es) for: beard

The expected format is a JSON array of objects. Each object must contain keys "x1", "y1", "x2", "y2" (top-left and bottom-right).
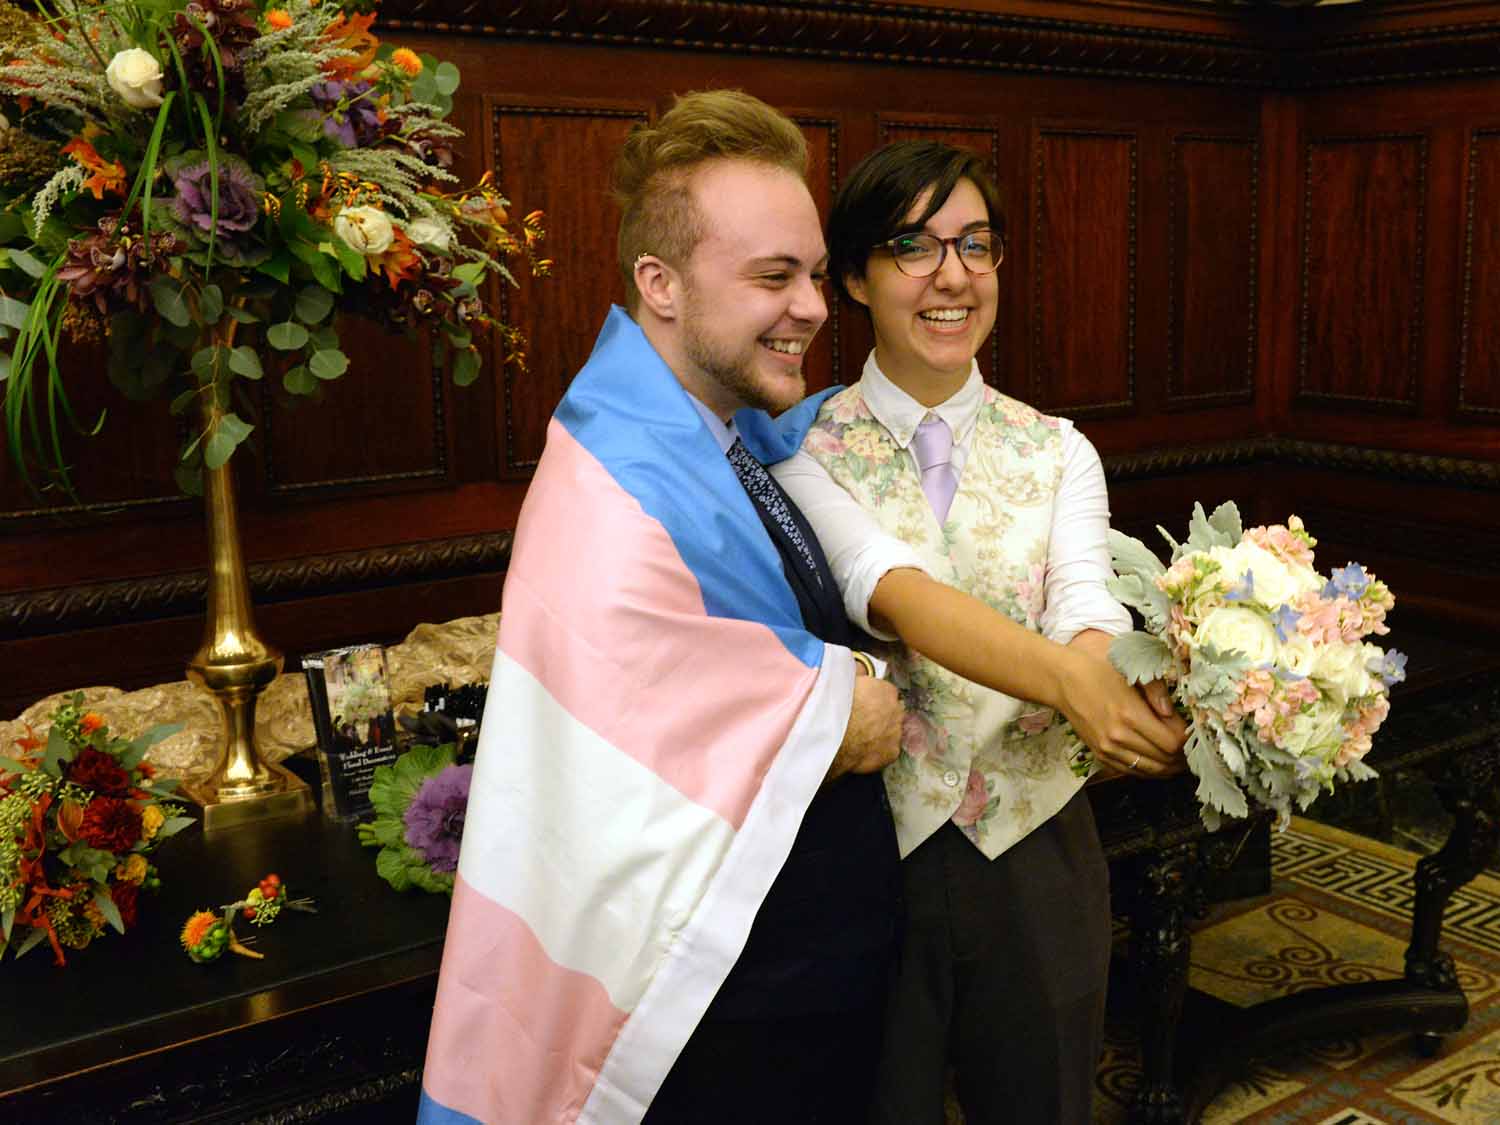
[{"x1": 681, "y1": 292, "x2": 805, "y2": 415}]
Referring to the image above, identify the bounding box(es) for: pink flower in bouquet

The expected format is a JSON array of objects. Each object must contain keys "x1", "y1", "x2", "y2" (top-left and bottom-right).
[
  {"x1": 952, "y1": 768, "x2": 990, "y2": 827},
  {"x1": 1244, "y1": 516, "x2": 1316, "y2": 569}
]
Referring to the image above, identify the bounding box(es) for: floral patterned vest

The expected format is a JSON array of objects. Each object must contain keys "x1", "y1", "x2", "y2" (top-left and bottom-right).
[{"x1": 804, "y1": 382, "x2": 1086, "y2": 860}]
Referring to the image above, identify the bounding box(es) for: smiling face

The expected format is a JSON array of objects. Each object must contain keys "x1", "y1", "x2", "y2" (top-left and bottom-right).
[
  {"x1": 673, "y1": 159, "x2": 829, "y2": 417},
  {"x1": 847, "y1": 177, "x2": 998, "y2": 405}
]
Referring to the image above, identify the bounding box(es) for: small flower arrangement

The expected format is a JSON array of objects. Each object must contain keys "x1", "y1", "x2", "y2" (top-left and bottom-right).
[
  {"x1": 0, "y1": 0, "x2": 548, "y2": 494},
  {"x1": 180, "y1": 870, "x2": 316, "y2": 962},
  {"x1": 1, "y1": 693, "x2": 193, "y2": 965},
  {"x1": 357, "y1": 742, "x2": 469, "y2": 894},
  {"x1": 1104, "y1": 502, "x2": 1406, "y2": 830}
]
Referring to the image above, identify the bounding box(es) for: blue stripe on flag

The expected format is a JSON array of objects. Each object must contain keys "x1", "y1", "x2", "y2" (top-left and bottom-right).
[{"x1": 556, "y1": 307, "x2": 822, "y2": 669}]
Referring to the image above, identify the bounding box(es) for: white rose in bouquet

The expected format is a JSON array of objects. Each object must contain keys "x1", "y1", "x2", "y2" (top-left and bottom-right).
[
  {"x1": 334, "y1": 206, "x2": 395, "y2": 256},
  {"x1": 1208, "y1": 541, "x2": 1320, "y2": 609},
  {"x1": 1193, "y1": 605, "x2": 1278, "y2": 665},
  {"x1": 1273, "y1": 633, "x2": 1319, "y2": 678},
  {"x1": 106, "y1": 48, "x2": 165, "y2": 110},
  {"x1": 1314, "y1": 641, "x2": 1376, "y2": 703},
  {"x1": 405, "y1": 218, "x2": 453, "y2": 251},
  {"x1": 1282, "y1": 701, "x2": 1347, "y2": 760}
]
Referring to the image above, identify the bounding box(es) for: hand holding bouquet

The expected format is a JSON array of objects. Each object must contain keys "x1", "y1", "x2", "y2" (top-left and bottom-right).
[{"x1": 1106, "y1": 502, "x2": 1405, "y2": 830}]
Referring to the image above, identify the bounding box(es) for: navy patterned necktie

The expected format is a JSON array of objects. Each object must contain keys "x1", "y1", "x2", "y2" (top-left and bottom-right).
[{"x1": 727, "y1": 437, "x2": 824, "y2": 591}]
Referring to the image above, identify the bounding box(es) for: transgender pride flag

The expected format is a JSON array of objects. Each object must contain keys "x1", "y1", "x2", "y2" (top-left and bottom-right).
[{"x1": 417, "y1": 307, "x2": 853, "y2": 1123}]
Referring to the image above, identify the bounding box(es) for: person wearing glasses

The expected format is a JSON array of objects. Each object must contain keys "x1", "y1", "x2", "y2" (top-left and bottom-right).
[{"x1": 770, "y1": 140, "x2": 1186, "y2": 1124}]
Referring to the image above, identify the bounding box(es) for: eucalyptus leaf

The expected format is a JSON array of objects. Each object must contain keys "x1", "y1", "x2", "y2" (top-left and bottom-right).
[
  {"x1": 143, "y1": 349, "x2": 176, "y2": 390},
  {"x1": 309, "y1": 349, "x2": 348, "y2": 380},
  {"x1": 191, "y1": 346, "x2": 219, "y2": 382},
  {"x1": 94, "y1": 889, "x2": 125, "y2": 935},
  {"x1": 434, "y1": 60, "x2": 461, "y2": 95},
  {"x1": 228, "y1": 346, "x2": 263, "y2": 380},
  {"x1": 451, "y1": 348, "x2": 481, "y2": 387},
  {"x1": 226, "y1": 305, "x2": 260, "y2": 324},
  {"x1": 257, "y1": 251, "x2": 291, "y2": 284},
  {"x1": 267, "y1": 321, "x2": 309, "y2": 351},
  {"x1": 149, "y1": 278, "x2": 192, "y2": 327},
  {"x1": 282, "y1": 365, "x2": 316, "y2": 395},
  {"x1": 310, "y1": 327, "x2": 340, "y2": 352},
  {"x1": 0, "y1": 295, "x2": 29, "y2": 331},
  {"x1": 43, "y1": 725, "x2": 70, "y2": 776},
  {"x1": 155, "y1": 815, "x2": 197, "y2": 841},
  {"x1": 294, "y1": 286, "x2": 335, "y2": 326},
  {"x1": 204, "y1": 431, "x2": 236, "y2": 470},
  {"x1": 169, "y1": 387, "x2": 199, "y2": 416},
  {"x1": 6, "y1": 248, "x2": 45, "y2": 278},
  {"x1": 174, "y1": 461, "x2": 204, "y2": 496},
  {"x1": 11, "y1": 924, "x2": 47, "y2": 961},
  {"x1": 198, "y1": 284, "x2": 224, "y2": 323}
]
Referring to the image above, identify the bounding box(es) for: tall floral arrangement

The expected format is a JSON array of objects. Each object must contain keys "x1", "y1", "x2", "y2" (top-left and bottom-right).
[
  {"x1": 0, "y1": 0, "x2": 547, "y2": 493},
  {"x1": 2, "y1": 694, "x2": 192, "y2": 965},
  {"x1": 1105, "y1": 502, "x2": 1406, "y2": 830}
]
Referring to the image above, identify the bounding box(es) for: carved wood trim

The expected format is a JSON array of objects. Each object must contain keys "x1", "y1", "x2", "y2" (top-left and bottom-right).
[
  {"x1": 1166, "y1": 134, "x2": 1259, "y2": 410},
  {"x1": 377, "y1": 1, "x2": 1276, "y2": 88},
  {"x1": 1297, "y1": 133, "x2": 1427, "y2": 411},
  {"x1": 1, "y1": 531, "x2": 513, "y2": 639},
  {"x1": 1031, "y1": 127, "x2": 1137, "y2": 416},
  {"x1": 1459, "y1": 127, "x2": 1500, "y2": 419},
  {"x1": 794, "y1": 113, "x2": 843, "y2": 383},
  {"x1": 1285, "y1": 18, "x2": 1500, "y2": 90}
]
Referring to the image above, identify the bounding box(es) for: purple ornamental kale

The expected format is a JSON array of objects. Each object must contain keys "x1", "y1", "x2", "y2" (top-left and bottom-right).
[
  {"x1": 402, "y1": 764, "x2": 473, "y2": 873},
  {"x1": 310, "y1": 80, "x2": 385, "y2": 148},
  {"x1": 171, "y1": 156, "x2": 261, "y2": 240}
]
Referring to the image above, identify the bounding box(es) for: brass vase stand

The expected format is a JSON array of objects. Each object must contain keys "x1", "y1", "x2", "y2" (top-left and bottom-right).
[{"x1": 181, "y1": 399, "x2": 312, "y2": 831}]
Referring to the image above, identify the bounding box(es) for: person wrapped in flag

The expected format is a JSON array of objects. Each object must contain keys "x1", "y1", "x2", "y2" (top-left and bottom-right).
[{"x1": 417, "y1": 91, "x2": 905, "y2": 1125}]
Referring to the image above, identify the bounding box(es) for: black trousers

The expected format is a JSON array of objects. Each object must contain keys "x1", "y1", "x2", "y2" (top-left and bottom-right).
[
  {"x1": 644, "y1": 1002, "x2": 887, "y2": 1125},
  {"x1": 870, "y1": 790, "x2": 1112, "y2": 1125}
]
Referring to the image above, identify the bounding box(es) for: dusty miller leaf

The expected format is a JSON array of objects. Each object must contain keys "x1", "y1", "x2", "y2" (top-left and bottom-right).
[{"x1": 1108, "y1": 631, "x2": 1172, "y2": 685}]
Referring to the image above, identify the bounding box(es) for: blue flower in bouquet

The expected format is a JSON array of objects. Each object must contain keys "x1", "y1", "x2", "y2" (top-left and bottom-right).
[
  {"x1": 1370, "y1": 649, "x2": 1407, "y2": 687},
  {"x1": 1323, "y1": 563, "x2": 1370, "y2": 600},
  {"x1": 403, "y1": 763, "x2": 472, "y2": 873}
]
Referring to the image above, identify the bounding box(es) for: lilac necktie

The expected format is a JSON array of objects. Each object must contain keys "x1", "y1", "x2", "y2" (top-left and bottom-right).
[{"x1": 911, "y1": 414, "x2": 958, "y2": 523}]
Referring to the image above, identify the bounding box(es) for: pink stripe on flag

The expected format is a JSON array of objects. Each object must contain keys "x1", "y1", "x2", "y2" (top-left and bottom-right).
[
  {"x1": 500, "y1": 422, "x2": 821, "y2": 829},
  {"x1": 422, "y1": 875, "x2": 629, "y2": 1124}
]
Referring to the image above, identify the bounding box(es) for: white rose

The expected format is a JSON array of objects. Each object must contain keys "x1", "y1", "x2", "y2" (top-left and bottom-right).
[
  {"x1": 1311, "y1": 641, "x2": 1373, "y2": 703},
  {"x1": 405, "y1": 218, "x2": 451, "y2": 250},
  {"x1": 334, "y1": 206, "x2": 394, "y2": 256},
  {"x1": 1273, "y1": 633, "x2": 1318, "y2": 678},
  {"x1": 1281, "y1": 702, "x2": 1345, "y2": 759},
  {"x1": 1208, "y1": 542, "x2": 1319, "y2": 610},
  {"x1": 106, "y1": 48, "x2": 165, "y2": 110},
  {"x1": 1192, "y1": 606, "x2": 1279, "y2": 665}
]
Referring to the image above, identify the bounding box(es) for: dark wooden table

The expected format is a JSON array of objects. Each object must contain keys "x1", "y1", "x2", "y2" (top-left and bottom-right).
[
  {"x1": 0, "y1": 809, "x2": 448, "y2": 1123},
  {"x1": 1090, "y1": 628, "x2": 1500, "y2": 1124}
]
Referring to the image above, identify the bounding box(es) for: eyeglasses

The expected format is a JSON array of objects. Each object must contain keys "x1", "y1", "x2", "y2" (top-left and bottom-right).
[{"x1": 875, "y1": 228, "x2": 1004, "y2": 278}]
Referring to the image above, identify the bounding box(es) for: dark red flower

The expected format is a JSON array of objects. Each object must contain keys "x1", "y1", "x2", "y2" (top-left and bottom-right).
[
  {"x1": 79, "y1": 798, "x2": 143, "y2": 852},
  {"x1": 110, "y1": 880, "x2": 140, "y2": 929},
  {"x1": 67, "y1": 748, "x2": 131, "y2": 796}
]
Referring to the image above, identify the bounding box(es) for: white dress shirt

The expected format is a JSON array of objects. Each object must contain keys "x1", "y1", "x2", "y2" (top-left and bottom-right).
[{"x1": 772, "y1": 351, "x2": 1130, "y2": 643}]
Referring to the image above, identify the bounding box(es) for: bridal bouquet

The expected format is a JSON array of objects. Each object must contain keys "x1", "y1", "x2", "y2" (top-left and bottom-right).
[
  {"x1": 1106, "y1": 502, "x2": 1406, "y2": 830},
  {"x1": 1, "y1": 694, "x2": 192, "y2": 965},
  {"x1": 0, "y1": 0, "x2": 547, "y2": 494}
]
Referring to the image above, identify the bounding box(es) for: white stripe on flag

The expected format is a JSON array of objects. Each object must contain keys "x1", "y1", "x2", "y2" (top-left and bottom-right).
[{"x1": 459, "y1": 648, "x2": 738, "y2": 1012}]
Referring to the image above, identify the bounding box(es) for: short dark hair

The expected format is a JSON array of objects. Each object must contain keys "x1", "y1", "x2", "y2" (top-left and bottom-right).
[
  {"x1": 612, "y1": 90, "x2": 809, "y2": 314},
  {"x1": 827, "y1": 140, "x2": 1004, "y2": 304}
]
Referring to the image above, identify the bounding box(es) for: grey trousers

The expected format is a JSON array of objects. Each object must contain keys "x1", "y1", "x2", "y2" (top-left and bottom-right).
[{"x1": 870, "y1": 790, "x2": 1112, "y2": 1125}]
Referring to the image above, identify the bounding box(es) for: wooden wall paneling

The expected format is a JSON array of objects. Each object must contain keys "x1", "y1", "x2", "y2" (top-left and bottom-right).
[
  {"x1": 1030, "y1": 125, "x2": 1138, "y2": 416},
  {"x1": 1459, "y1": 127, "x2": 1500, "y2": 417},
  {"x1": 489, "y1": 101, "x2": 652, "y2": 476},
  {"x1": 0, "y1": 338, "x2": 189, "y2": 521},
  {"x1": 1167, "y1": 134, "x2": 1259, "y2": 409},
  {"x1": 792, "y1": 114, "x2": 842, "y2": 395},
  {"x1": 875, "y1": 118, "x2": 1005, "y2": 385},
  {"x1": 1297, "y1": 133, "x2": 1427, "y2": 410}
]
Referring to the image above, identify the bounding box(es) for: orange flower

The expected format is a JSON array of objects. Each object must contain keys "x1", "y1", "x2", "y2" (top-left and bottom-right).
[
  {"x1": 265, "y1": 8, "x2": 292, "y2": 29},
  {"x1": 60, "y1": 136, "x2": 126, "y2": 200},
  {"x1": 320, "y1": 12, "x2": 378, "y2": 80},
  {"x1": 80, "y1": 712, "x2": 104, "y2": 734},
  {"x1": 370, "y1": 229, "x2": 422, "y2": 288},
  {"x1": 390, "y1": 48, "x2": 421, "y2": 77},
  {"x1": 180, "y1": 910, "x2": 217, "y2": 950}
]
